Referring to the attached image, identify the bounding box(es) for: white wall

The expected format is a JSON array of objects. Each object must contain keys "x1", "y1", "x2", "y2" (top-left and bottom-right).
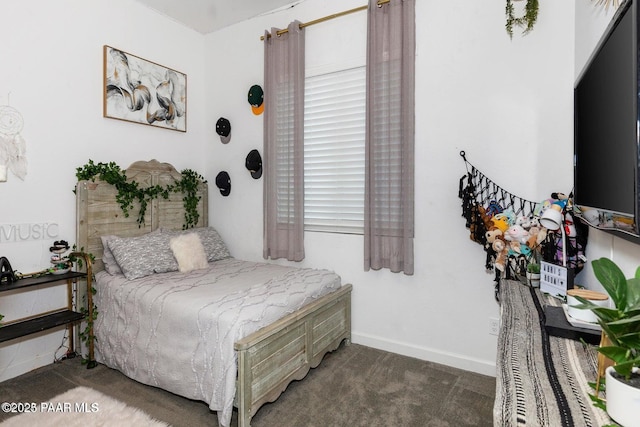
[
  {"x1": 0, "y1": 0, "x2": 206, "y2": 381},
  {"x1": 573, "y1": 0, "x2": 640, "y2": 292},
  {"x1": 204, "y1": 0, "x2": 576, "y2": 376}
]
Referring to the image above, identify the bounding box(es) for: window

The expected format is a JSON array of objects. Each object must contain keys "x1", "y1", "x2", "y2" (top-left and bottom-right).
[{"x1": 304, "y1": 66, "x2": 366, "y2": 234}]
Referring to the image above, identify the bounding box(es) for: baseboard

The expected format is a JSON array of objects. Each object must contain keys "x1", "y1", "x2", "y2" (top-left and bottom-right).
[
  {"x1": 351, "y1": 332, "x2": 497, "y2": 377},
  {"x1": 0, "y1": 330, "x2": 67, "y2": 382},
  {"x1": 0, "y1": 349, "x2": 54, "y2": 382}
]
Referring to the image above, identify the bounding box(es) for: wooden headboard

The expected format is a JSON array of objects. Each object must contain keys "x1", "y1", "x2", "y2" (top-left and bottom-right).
[{"x1": 75, "y1": 159, "x2": 208, "y2": 272}]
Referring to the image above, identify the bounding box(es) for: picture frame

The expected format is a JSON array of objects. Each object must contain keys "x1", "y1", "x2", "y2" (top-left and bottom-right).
[{"x1": 103, "y1": 45, "x2": 187, "y2": 132}]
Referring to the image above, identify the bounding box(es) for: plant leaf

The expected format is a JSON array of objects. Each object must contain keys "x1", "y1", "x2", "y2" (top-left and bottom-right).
[
  {"x1": 593, "y1": 258, "x2": 628, "y2": 311},
  {"x1": 626, "y1": 277, "x2": 640, "y2": 311},
  {"x1": 597, "y1": 345, "x2": 629, "y2": 364}
]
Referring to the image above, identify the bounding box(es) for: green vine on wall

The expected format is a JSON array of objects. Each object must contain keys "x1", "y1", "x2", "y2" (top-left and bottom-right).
[
  {"x1": 506, "y1": 0, "x2": 539, "y2": 39},
  {"x1": 75, "y1": 160, "x2": 207, "y2": 229}
]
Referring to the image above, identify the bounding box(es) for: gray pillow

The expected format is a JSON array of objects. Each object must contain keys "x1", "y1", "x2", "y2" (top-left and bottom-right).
[
  {"x1": 194, "y1": 227, "x2": 231, "y2": 261},
  {"x1": 100, "y1": 235, "x2": 123, "y2": 275},
  {"x1": 107, "y1": 232, "x2": 178, "y2": 280},
  {"x1": 164, "y1": 227, "x2": 231, "y2": 262}
]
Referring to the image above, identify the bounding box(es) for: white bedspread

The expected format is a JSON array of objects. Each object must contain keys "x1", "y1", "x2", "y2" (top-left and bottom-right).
[{"x1": 94, "y1": 258, "x2": 342, "y2": 427}]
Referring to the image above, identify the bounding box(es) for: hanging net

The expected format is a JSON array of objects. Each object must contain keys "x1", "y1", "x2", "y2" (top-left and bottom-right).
[{"x1": 458, "y1": 151, "x2": 587, "y2": 292}]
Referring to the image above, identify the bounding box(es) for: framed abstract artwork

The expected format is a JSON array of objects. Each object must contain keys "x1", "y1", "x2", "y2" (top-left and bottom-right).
[{"x1": 103, "y1": 45, "x2": 187, "y2": 132}]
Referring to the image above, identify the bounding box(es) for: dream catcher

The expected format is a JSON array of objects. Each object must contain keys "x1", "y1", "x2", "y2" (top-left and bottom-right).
[{"x1": 0, "y1": 98, "x2": 28, "y2": 181}]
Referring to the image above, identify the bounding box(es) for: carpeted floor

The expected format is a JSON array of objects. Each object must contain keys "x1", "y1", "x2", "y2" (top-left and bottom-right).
[{"x1": 0, "y1": 343, "x2": 496, "y2": 426}]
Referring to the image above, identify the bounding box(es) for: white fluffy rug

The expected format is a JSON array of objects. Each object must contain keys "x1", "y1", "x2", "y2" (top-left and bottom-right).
[{"x1": 1, "y1": 386, "x2": 169, "y2": 426}]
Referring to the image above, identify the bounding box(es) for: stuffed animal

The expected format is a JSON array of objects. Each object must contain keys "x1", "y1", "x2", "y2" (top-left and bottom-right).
[
  {"x1": 485, "y1": 227, "x2": 508, "y2": 272},
  {"x1": 504, "y1": 224, "x2": 529, "y2": 244},
  {"x1": 534, "y1": 199, "x2": 553, "y2": 217},
  {"x1": 526, "y1": 226, "x2": 541, "y2": 249},
  {"x1": 493, "y1": 239, "x2": 508, "y2": 272},
  {"x1": 485, "y1": 228, "x2": 503, "y2": 245},
  {"x1": 492, "y1": 215, "x2": 510, "y2": 232},
  {"x1": 564, "y1": 213, "x2": 577, "y2": 237},
  {"x1": 478, "y1": 206, "x2": 494, "y2": 230},
  {"x1": 485, "y1": 200, "x2": 503, "y2": 217}
]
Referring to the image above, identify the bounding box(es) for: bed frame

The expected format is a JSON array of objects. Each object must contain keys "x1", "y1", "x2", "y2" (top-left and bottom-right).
[{"x1": 75, "y1": 159, "x2": 352, "y2": 427}]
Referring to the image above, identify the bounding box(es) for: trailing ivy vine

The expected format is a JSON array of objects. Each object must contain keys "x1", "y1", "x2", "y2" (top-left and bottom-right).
[
  {"x1": 506, "y1": 0, "x2": 539, "y2": 39},
  {"x1": 75, "y1": 160, "x2": 207, "y2": 229}
]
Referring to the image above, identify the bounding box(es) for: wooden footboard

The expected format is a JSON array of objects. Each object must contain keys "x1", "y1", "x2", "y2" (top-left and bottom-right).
[{"x1": 234, "y1": 283, "x2": 352, "y2": 427}]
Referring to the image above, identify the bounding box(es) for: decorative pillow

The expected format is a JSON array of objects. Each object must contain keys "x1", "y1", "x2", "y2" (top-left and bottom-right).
[
  {"x1": 164, "y1": 227, "x2": 231, "y2": 262},
  {"x1": 195, "y1": 227, "x2": 232, "y2": 261},
  {"x1": 100, "y1": 235, "x2": 123, "y2": 275},
  {"x1": 170, "y1": 233, "x2": 208, "y2": 273},
  {"x1": 107, "y1": 232, "x2": 179, "y2": 280}
]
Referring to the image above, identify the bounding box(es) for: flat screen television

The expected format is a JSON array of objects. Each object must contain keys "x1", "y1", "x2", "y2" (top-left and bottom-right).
[{"x1": 573, "y1": 0, "x2": 640, "y2": 243}]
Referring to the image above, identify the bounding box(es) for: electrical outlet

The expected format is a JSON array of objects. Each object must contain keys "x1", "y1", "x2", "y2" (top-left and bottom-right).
[{"x1": 489, "y1": 317, "x2": 500, "y2": 336}]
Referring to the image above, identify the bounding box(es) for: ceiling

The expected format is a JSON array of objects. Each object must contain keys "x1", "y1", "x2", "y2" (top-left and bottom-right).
[{"x1": 133, "y1": 0, "x2": 299, "y2": 34}]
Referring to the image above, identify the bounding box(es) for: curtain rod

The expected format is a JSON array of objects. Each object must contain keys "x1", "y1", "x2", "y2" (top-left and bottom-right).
[{"x1": 260, "y1": 0, "x2": 390, "y2": 41}]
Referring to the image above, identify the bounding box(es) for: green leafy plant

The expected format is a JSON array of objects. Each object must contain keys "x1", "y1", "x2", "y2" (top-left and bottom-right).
[
  {"x1": 75, "y1": 160, "x2": 206, "y2": 229},
  {"x1": 79, "y1": 285, "x2": 98, "y2": 367},
  {"x1": 506, "y1": 0, "x2": 539, "y2": 39},
  {"x1": 70, "y1": 245, "x2": 95, "y2": 269},
  {"x1": 68, "y1": 248, "x2": 98, "y2": 366},
  {"x1": 526, "y1": 262, "x2": 540, "y2": 274},
  {"x1": 573, "y1": 257, "x2": 640, "y2": 381}
]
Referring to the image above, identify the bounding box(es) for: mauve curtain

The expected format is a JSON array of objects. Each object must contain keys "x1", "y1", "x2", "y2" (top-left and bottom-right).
[
  {"x1": 263, "y1": 21, "x2": 306, "y2": 261},
  {"x1": 364, "y1": 0, "x2": 415, "y2": 275}
]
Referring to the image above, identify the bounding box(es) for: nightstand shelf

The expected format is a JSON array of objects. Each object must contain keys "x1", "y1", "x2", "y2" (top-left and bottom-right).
[
  {"x1": 0, "y1": 309, "x2": 84, "y2": 343},
  {"x1": 0, "y1": 271, "x2": 85, "y2": 292},
  {"x1": 0, "y1": 254, "x2": 92, "y2": 360}
]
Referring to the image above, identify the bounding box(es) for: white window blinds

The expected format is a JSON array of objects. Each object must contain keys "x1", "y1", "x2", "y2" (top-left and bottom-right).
[{"x1": 304, "y1": 66, "x2": 366, "y2": 233}]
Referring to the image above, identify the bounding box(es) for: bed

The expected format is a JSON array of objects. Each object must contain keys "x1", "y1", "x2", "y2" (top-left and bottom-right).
[{"x1": 75, "y1": 159, "x2": 352, "y2": 427}]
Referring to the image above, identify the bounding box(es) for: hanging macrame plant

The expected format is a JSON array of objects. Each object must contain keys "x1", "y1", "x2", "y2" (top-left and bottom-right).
[
  {"x1": 505, "y1": 0, "x2": 539, "y2": 39},
  {"x1": 593, "y1": 0, "x2": 620, "y2": 7}
]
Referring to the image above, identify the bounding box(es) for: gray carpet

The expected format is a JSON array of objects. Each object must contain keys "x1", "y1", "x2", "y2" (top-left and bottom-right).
[{"x1": 0, "y1": 343, "x2": 495, "y2": 426}]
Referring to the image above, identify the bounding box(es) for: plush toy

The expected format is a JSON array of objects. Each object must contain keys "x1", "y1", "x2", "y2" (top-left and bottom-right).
[
  {"x1": 534, "y1": 198, "x2": 554, "y2": 217},
  {"x1": 485, "y1": 200, "x2": 503, "y2": 217},
  {"x1": 478, "y1": 206, "x2": 494, "y2": 229},
  {"x1": 551, "y1": 192, "x2": 568, "y2": 201},
  {"x1": 507, "y1": 240, "x2": 522, "y2": 254},
  {"x1": 492, "y1": 215, "x2": 510, "y2": 232},
  {"x1": 485, "y1": 228, "x2": 503, "y2": 245},
  {"x1": 564, "y1": 213, "x2": 577, "y2": 237},
  {"x1": 515, "y1": 215, "x2": 531, "y2": 229},
  {"x1": 504, "y1": 224, "x2": 529, "y2": 244},
  {"x1": 484, "y1": 227, "x2": 509, "y2": 272},
  {"x1": 519, "y1": 244, "x2": 532, "y2": 257},
  {"x1": 525, "y1": 226, "x2": 541, "y2": 249},
  {"x1": 502, "y1": 209, "x2": 517, "y2": 224},
  {"x1": 492, "y1": 239, "x2": 508, "y2": 272}
]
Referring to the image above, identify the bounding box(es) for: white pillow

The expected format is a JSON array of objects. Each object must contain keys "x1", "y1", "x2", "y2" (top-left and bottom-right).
[
  {"x1": 170, "y1": 233, "x2": 208, "y2": 273},
  {"x1": 163, "y1": 227, "x2": 231, "y2": 262}
]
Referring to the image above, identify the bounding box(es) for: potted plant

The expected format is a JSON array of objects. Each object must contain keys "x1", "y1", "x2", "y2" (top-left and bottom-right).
[
  {"x1": 526, "y1": 262, "x2": 541, "y2": 287},
  {"x1": 572, "y1": 257, "x2": 640, "y2": 427}
]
